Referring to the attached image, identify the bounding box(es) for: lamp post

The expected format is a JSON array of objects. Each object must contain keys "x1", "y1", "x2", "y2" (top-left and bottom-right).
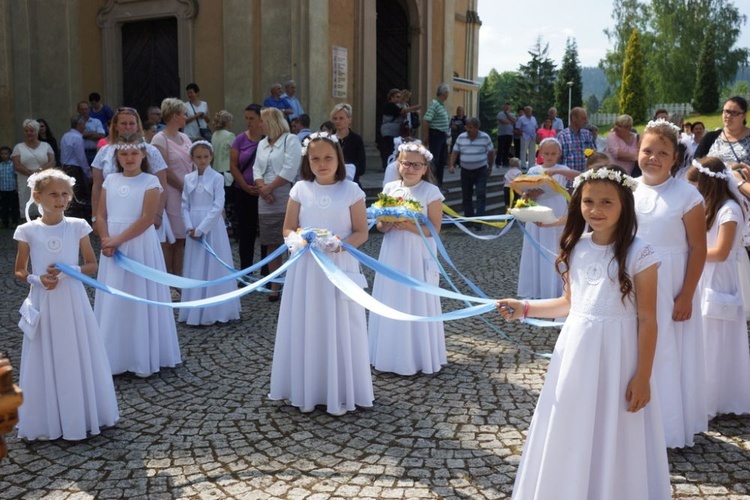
[{"x1": 567, "y1": 81, "x2": 574, "y2": 127}]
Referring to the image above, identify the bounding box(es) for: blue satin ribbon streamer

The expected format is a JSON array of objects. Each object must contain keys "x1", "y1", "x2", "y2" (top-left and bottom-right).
[
  {"x1": 112, "y1": 243, "x2": 287, "y2": 289},
  {"x1": 310, "y1": 247, "x2": 497, "y2": 321},
  {"x1": 56, "y1": 245, "x2": 306, "y2": 308},
  {"x1": 514, "y1": 221, "x2": 559, "y2": 264}
]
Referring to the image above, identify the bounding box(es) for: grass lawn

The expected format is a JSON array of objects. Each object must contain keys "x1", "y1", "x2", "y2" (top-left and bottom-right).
[{"x1": 597, "y1": 111, "x2": 723, "y2": 135}]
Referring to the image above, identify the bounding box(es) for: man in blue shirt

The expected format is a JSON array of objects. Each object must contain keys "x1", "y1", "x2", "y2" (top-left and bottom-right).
[{"x1": 263, "y1": 83, "x2": 293, "y2": 119}]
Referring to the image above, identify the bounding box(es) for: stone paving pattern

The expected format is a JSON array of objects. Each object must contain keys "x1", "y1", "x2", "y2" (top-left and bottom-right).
[{"x1": 1, "y1": 218, "x2": 750, "y2": 499}]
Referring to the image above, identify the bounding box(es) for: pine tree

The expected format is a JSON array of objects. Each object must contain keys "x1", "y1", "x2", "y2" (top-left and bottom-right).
[
  {"x1": 554, "y1": 38, "x2": 583, "y2": 125},
  {"x1": 692, "y1": 34, "x2": 720, "y2": 113},
  {"x1": 516, "y1": 36, "x2": 557, "y2": 118},
  {"x1": 619, "y1": 29, "x2": 647, "y2": 123}
]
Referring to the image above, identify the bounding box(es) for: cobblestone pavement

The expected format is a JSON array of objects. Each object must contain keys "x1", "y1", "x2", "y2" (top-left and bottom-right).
[{"x1": 1, "y1": 220, "x2": 750, "y2": 499}]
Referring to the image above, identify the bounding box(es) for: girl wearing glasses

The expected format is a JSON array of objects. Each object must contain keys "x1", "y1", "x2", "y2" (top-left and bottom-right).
[{"x1": 368, "y1": 142, "x2": 447, "y2": 375}]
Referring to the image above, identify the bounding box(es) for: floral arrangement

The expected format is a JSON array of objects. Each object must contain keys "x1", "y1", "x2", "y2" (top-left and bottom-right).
[
  {"x1": 513, "y1": 198, "x2": 538, "y2": 209},
  {"x1": 584, "y1": 148, "x2": 595, "y2": 158},
  {"x1": 284, "y1": 228, "x2": 340, "y2": 254},
  {"x1": 644, "y1": 118, "x2": 681, "y2": 135},
  {"x1": 572, "y1": 167, "x2": 639, "y2": 192},
  {"x1": 301, "y1": 132, "x2": 339, "y2": 156},
  {"x1": 397, "y1": 142, "x2": 433, "y2": 162},
  {"x1": 692, "y1": 159, "x2": 729, "y2": 180},
  {"x1": 367, "y1": 193, "x2": 425, "y2": 223}
]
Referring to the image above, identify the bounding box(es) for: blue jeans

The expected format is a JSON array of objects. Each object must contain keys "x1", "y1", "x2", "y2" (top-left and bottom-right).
[{"x1": 460, "y1": 166, "x2": 488, "y2": 219}]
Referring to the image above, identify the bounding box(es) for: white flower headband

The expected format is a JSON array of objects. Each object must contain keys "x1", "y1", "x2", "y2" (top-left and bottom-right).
[
  {"x1": 302, "y1": 132, "x2": 339, "y2": 156},
  {"x1": 691, "y1": 159, "x2": 729, "y2": 180},
  {"x1": 113, "y1": 141, "x2": 147, "y2": 150},
  {"x1": 190, "y1": 140, "x2": 214, "y2": 154},
  {"x1": 572, "y1": 167, "x2": 638, "y2": 192},
  {"x1": 644, "y1": 118, "x2": 681, "y2": 135},
  {"x1": 398, "y1": 142, "x2": 434, "y2": 162}
]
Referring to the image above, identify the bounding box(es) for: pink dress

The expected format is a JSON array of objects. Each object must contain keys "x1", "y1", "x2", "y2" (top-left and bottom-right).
[{"x1": 152, "y1": 131, "x2": 194, "y2": 239}]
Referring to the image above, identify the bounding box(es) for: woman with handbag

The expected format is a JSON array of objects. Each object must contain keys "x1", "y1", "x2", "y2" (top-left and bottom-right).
[
  {"x1": 184, "y1": 83, "x2": 211, "y2": 142},
  {"x1": 379, "y1": 88, "x2": 420, "y2": 170},
  {"x1": 253, "y1": 108, "x2": 302, "y2": 301},
  {"x1": 229, "y1": 104, "x2": 265, "y2": 274}
]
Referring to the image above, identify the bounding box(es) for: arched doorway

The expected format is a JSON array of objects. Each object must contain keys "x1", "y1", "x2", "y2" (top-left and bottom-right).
[
  {"x1": 376, "y1": 0, "x2": 410, "y2": 166},
  {"x1": 121, "y1": 18, "x2": 180, "y2": 119}
]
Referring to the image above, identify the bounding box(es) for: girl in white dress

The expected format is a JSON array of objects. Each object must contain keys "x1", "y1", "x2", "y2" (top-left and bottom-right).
[
  {"x1": 516, "y1": 138, "x2": 574, "y2": 299},
  {"x1": 14, "y1": 170, "x2": 118, "y2": 441},
  {"x1": 498, "y1": 166, "x2": 671, "y2": 500},
  {"x1": 686, "y1": 157, "x2": 750, "y2": 418},
  {"x1": 269, "y1": 132, "x2": 373, "y2": 416},
  {"x1": 369, "y1": 142, "x2": 446, "y2": 375},
  {"x1": 94, "y1": 133, "x2": 181, "y2": 378},
  {"x1": 634, "y1": 119, "x2": 707, "y2": 448},
  {"x1": 178, "y1": 141, "x2": 241, "y2": 325}
]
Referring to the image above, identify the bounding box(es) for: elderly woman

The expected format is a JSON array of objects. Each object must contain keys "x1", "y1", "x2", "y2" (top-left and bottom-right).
[
  {"x1": 91, "y1": 107, "x2": 169, "y2": 231},
  {"x1": 253, "y1": 107, "x2": 302, "y2": 301},
  {"x1": 152, "y1": 98, "x2": 193, "y2": 279},
  {"x1": 330, "y1": 103, "x2": 366, "y2": 183},
  {"x1": 12, "y1": 119, "x2": 55, "y2": 218},
  {"x1": 606, "y1": 114, "x2": 639, "y2": 175}
]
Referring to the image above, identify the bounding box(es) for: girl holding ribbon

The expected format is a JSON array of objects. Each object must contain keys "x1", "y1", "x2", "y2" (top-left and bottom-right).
[
  {"x1": 498, "y1": 166, "x2": 671, "y2": 499},
  {"x1": 93, "y1": 133, "x2": 181, "y2": 378},
  {"x1": 268, "y1": 132, "x2": 372, "y2": 416},
  {"x1": 14, "y1": 169, "x2": 118, "y2": 441},
  {"x1": 178, "y1": 140, "x2": 241, "y2": 326},
  {"x1": 368, "y1": 142, "x2": 446, "y2": 375}
]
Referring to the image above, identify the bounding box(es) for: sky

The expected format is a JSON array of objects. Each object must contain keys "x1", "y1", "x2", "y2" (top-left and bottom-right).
[{"x1": 476, "y1": 0, "x2": 750, "y2": 77}]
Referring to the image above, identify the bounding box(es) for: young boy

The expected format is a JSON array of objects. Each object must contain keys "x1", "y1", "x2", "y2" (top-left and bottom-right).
[{"x1": 0, "y1": 146, "x2": 19, "y2": 227}]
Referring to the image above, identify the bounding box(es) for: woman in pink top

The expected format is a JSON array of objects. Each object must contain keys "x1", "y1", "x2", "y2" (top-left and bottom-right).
[
  {"x1": 606, "y1": 114, "x2": 639, "y2": 175},
  {"x1": 151, "y1": 98, "x2": 194, "y2": 278},
  {"x1": 535, "y1": 119, "x2": 556, "y2": 164}
]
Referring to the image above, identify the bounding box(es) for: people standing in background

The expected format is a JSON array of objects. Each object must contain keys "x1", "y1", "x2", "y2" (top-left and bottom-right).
[
  {"x1": 331, "y1": 103, "x2": 367, "y2": 185},
  {"x1": 77, "y1": 101, "x2": 106, "y2": 165},
  {"x1": 535, "y1": 118, "x2": 556, "y2": 164},
  {"x1": 517, "y1": 106, "x2": 538, "y2": 170},
  {"x1": 36, "y1": 119, "x2": 59, "y2": 167},
  {"x1": 422, "y1": 83, "x2": 451, "y2": 190},
  {"x1": 297, "y1": 114, "x2": 312, "y2": 142},
  {"x1": 263, "y1": 83, "x2": 293, "y2": 119},
  {"x1": 380, "y1": 88, "x2": 420, "y2": 170},
  {"x1": 281, "y1": 80, "x2": 305, "y2": 121},
  {"x1": 557, "y1": 107, "x2": 596, "y2": 173},
  {"x1": 450, "y1": 106, "x2": 467, "y2": 156},
  {"x1": 59, "y1": 115, "x2": 91, "y2": 218},
  {"x1": 148, "y1": 106, "x2": 165, "y2": 132},
  {"x1": 12, "y1": 119, "x2": 55, "y2": 219},
  {"x1": 606, "y1": 114, "x2": 639, "y2": 175},
  {"x1": 0, "y1": 146, "x2": 19, "y2": 227},
  {"x1": 184, "y1": 83, "x2": 210, "y2": 142},
  {"x1": 88, "y1": 92, "x2": 115, "y2": 131},
  {"x1": 496, "y1": 102, "x2": 516, "y2": 167},
  {"x1": 548, "y1": 107, "x2": 564, "y2": 133},
  {"x1": 448, "y1": 117, "x2": 494, "y2": 230}
]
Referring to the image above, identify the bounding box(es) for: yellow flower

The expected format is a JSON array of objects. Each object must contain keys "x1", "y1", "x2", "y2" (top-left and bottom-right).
[{"x1": 584, "y1": 148, "x2": 595, "y2": 158}]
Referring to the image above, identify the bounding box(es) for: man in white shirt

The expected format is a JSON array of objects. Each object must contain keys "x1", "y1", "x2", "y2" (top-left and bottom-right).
[
  {"x1": 517, "y1": 107, "x2": 538, "y2": 169},
  {"x1": 548, "y1": 107, "x2": 564, "y2": 133}
]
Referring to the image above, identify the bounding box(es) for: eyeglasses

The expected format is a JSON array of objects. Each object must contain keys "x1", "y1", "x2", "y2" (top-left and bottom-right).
[
  {"x1": 723, "y1": 109, "x2": 745, "y2": 117},
  {"x1": 399, "y1": 160, "x2": 426, "y2": 170}
]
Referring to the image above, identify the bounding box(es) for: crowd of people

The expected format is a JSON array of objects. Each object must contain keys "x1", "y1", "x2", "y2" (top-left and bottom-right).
[{"x1": 6, "y1": 83, "x2": 750, "y2": 498}]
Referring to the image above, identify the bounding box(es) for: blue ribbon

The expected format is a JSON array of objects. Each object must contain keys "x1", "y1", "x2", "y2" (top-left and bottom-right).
[
  {"x1": 514, "y1": 221, "x2": 559, "y2": 264},
  {"x1": 56, "y1": 245, "x2": 307, "y2": 308}
]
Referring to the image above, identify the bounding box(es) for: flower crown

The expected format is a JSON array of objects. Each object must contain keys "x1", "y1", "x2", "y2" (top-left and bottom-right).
[
  {"x1": 302, "y1": 132, "x2": 339, "y2": 156},
  {"x1": 398, "y1": 142, "x2": 433, "y2": 162},
  {"x1": 26, "y1": 169, "x2": 76, "y2": 190},
  {"x1": 572, "y1": 167, "x2": 638, "y2": 192},
  {"x1": 190, "y1": 140, "x2": 213, "y2": 154},
  {"x1": 692, "y1": 159, "x2": 729, "y2": 180},
  {"x1": 644, "y1": 118, "x2": 681, "y2": 135},
  {"x1": 113, "y1": 141, "x2": 147, "y2": 150}
]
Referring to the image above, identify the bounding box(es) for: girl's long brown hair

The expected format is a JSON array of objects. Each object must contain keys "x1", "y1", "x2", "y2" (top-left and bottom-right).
[
  {"x1": 556, "y1": 166, "x2": 638, "y2": 303},
  {"x1": 685, "y1": 157, "x2": 739, "y2": 230}
]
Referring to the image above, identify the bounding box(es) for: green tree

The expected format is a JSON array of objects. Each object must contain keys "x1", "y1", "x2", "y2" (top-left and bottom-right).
[
  {"x1": 554, "y1": 38, "x2": 583, "y2": 124},
  {"x1": 620, "y1": 29, "x2": 648, "y2": 122},
  {"x1": 478, "y1": 70, "x2": 522, "y2": 137},
  {"x1": 585, "y1": 94, "x2": 601, "y2": 114},
  {"x1": 516, "y1": 36, "x2": 557, "y2": 120},
  {"x1": 600, "y1": 0, "x2": 650, "y2": 101},
  {"x1": 692, "y1": 35, "x2": 720, "y2": 113}
]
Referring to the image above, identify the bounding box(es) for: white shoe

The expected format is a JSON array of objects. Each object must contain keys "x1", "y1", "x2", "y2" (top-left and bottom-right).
[
  {"x1": 328, "y1": 407, "x2": 348, "y2": 417},
  {"x1": 134, "y1": 372, "x2": 152, "y2": 378}
]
